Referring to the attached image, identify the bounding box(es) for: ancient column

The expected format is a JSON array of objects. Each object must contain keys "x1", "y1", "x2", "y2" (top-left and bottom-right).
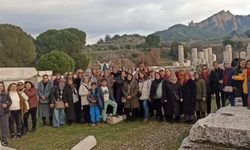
[
  {"x1": 240, "y1": 51, "x2": 246, "y2": 59},
  {"x1": 178, "y1": 45, "x2": 184, "y2": 65},
  {"x1": 208, "y1": 47, "x2": 213, "y2": 63},
  {"x1": 203, "y1": 49, "x2": 209, "y2": 63},
  {"x1": 247, "y1": 43, "x2": 250, "y2": 59},
  {"x1": 226, "y1": 45, "x2": 233, "y2": 63},
  {"x1": 212, "y1": 54, "x2": 217, "y2": 62},
  {"x1": 223, "y1": 51, "x2": 229, "y2": 62},
  {"x1": 191, "y1": 48, "x2": 198, "y2": 60},
  {"x1": 198, "y1": 52, "x2": 205, "y2": 59}
]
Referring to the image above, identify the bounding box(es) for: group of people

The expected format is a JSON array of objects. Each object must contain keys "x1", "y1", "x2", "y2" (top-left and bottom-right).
[{"x1": 0, "y1": 54, "x2": 247, "y2": 146}]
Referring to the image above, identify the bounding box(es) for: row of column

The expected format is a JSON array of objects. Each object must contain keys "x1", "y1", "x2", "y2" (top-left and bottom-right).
[{"x1": 192, "y1": 47, "x2": 216, "y2": 64}]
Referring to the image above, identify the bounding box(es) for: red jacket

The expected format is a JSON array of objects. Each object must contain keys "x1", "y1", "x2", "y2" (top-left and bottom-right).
[{"x1": 24, "y1": 87, "x2": 38, "y2": 109}]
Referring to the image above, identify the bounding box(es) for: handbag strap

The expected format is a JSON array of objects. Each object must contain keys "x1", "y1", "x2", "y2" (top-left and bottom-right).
[{"x1": 140, "y1": 81, "x2": 145, "y2": 92}]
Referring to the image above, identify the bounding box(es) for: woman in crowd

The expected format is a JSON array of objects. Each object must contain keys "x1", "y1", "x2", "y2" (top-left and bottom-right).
[
  {"x1": 67, "y1": 72, "x2": 75, "y2": 80},
  {"x1": 114, "y1": 70, "x2": 126, "y2": 115},
  {"x1": 23, "y1": 81, "x2": 38, "y2": 133},
  {"x1": 51, "y1": 79, "x2": 68, "y2": 128},
  {"x1": 7, "y1": 83, "x2": 28, "y2": 139},
  {"x1": 73, "y1": 69, "x2": 84, "y2": 123},
  {"x1": 64, "y1": 79, "x2": 77, "y2": 125},
  {"x1": 37, "y1": 75, "x2": 54, "y2": 126},
  {"x1": 164, "y1": 69, "x2": 171, "y2": 81},
  {"x1": 194, "y1": 72, "x2": 207, "y2": 119},
  {"x1": 79, "y1": 76, "x2": 91, "y2": 124},
  {"x1": 233, "y1": 59, "x2": 247, "y2": 106},
  {"x1": 127, "y1": 68, "x2": 133, "y2": 76},
  {"x1": 200, "y1": 65, "x2": 212, "y2": 114},
  {"x1": 92, "y1": 68, "x2": 102, "y2": 85},
  {"x1": 63, "y1": 72, "x2": 68, "y2": 79},
  {"x1": 122, "y1": 74, "x2": 139, "y2": 122},
  {"x1": 0, "y1": 82, "x2": 12, "y2": 146},
  {"x1": 53, "y1": 73, "x2": 61, "y2": 86},
  {"x1": 150, "y1": 72, "x2": 164, "y2": 122},
  {"x1": 162, "y1": 73, "x2": 182, "y2": 123},
  {"x1": 138, "y1": 71, "x2": 151, "y2": 123},
  {"x1": 134, "y1": 73, "x2": 139, "y2": 82},
  {"x1": 182, "y1": 72, "x2": 196, "y2": 124},
  {"x1": 121, "y1": 66, "x2": 127, "y2": 73}
]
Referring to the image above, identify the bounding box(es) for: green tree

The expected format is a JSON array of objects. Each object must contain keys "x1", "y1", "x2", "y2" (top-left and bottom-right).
[
  {"x1": 145, "y1": 34, "x2": 161, "y2": 48},
  {"x1": 35, "y1": 29, "x2": 85, "y2": 59},
  {"x1": 223, "y1": 39, "x2": 235, "y2": 47},
  {"x1": 0, "y1": 24, "x2": 36, "y2": 67},
  {"x1": 72, "y1": 53, "x2": 89, "y2": 71},
  {"x1": 245, "y1": 30, "x2": 250, "y2": 38},
  {"x1": 170, "y1": 41, "x2": 188, "y2": 60},
  {"x1": 37, "y1": 50, "x2": 75, "y2": 74},
  {"x1": 97, "y1": 38, "x2": 104, "y2": 44},
  {"x1": 105, "y1": 34, "x2": 111, "y2": 42}
]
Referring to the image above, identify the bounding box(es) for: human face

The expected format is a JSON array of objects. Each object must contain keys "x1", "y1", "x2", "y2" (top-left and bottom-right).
[
  {"x1": 83, "y1": 78, "x2": 89, "y2": 84},
  {"x1": 240, "y1": 60, "x2": 246, "y2": 69},
  {"x1": 235, "y1": 53, "x2": 239, "y2": 59},
  {"x1": 59, "y1": 81, "x2": 65, "y2": 86},
  {"x1": 150, "y1": 71, "x2": 155, "y2": 78},
  {"x1": 18, "y1": 82, "x2": 24, "y2": 89},
  {"x1": 246, "y1": 62, "x2": 250, "y2": 69},
  {"x1": 10, "y1": 84, "x2": 17, "y2": 92},
  {"x1": 127, "y1": 75, "x2": 132, "y2": 81},
  {"x1": 112, "y1": 67, "x2": 117, "y2": 73},
  {"x1": 92, "y1": 69, "x2": 97, "y2": 74},
  {"x1": 159, "y1": 69, "x2": 165, "y2": 76},
  {"x1": 213, "y1": 63, "x2": 219, "y2": 69},
  {"x1": 224, "y1": 62, "x2": 230, "y2": 69},
  {"x1": 128, "y1": 69, "x2": 132, "y2": 74},
  {"x1": 184, "y1": 74, "x2": 189, "y2": 80},
  {"x1": 86, "y1": 72, "x2": 91, "y2": 77},
  {"x1": 121, "y1": 71, "x2": 126, "y2": 78},
  {"x1": 155, "y1": 73, "x2": 160, "y2": 80},
  {"x1": 43, "y1": 76, "x2": 49, "y2": 83},
  {"x1": 122, "y1": 67, "x2": 126, "y2": 71},
  {"x1": 139, "y1": 72, "x2": 144, "y2": 79},
  {"x1": 132, "y1": 67, "x2": 136, "y2": 71},
  {"x1": 68, "y1": 80, "x2": 73, "y2": 85},
  {"x1": 0, "y1": 83, "x2": 4, "y2": 93},
  {"x1": 104, "y1": 71, "x2": 109, "y2": 77},
  {"x1": 101, "y1": 81, "x2": 107, "y2": 87},
  {"x1": 78, "y1": 71, "x2": 83, "y2": 78},
  {"x1": 134, "y1": 74, "x2": 139, "y2": 79},
  {"x1": 91, "y1": 85, "x2": 96, "y2": 90},
  {"x1": 56, "y1": 74, "x2": 61, "y2": 79},
  {"x1": 194, "y1": 73, "x2": 199, "y2": 79},
  {"x1": 139, "y1": 64, "x2": 144, "y2": 71},
  {"x1": 68, "y1": 72, "x2": 73, "y2": 78},
  {"x1": 165, "y1": 69, "x2": 170, "y2": 76},
  {"x1": 202, "y1": 66, "x2": 207, "y2": 73},
  {"x1": 25, "y1": 83, "x2": 32, "y2": 90}
]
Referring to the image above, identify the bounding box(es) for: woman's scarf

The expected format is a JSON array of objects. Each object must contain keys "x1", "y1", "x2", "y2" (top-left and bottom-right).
[
  {"x1": 154, "y1": 77, "x2": 163, "y2": 85},
  {"x1": 138, "y1": 78, "x2": 145, "y2": 83},
  {"x1": 202, "y1": 71, "x2": 209, "y2": 81},
  {"x1": 184, "y1": 72, "x2": 192, "y2": 84}
]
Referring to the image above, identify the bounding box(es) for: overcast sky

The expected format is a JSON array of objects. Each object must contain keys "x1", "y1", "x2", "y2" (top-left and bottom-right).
[{"x1": 0, "y1": 0, "x2": 250, "y2": 44}]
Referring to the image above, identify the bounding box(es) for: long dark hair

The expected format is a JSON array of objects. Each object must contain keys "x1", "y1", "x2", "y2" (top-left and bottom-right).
[
  {"x1": 7, "y1": 83, "x2": 17, "y2": 93},
  {"x1": 235, "y1": 59, "x2": 246, "y2": 75},
  {"x1": 0, "y1": 81, "x2": 6, "y2": 94},
  {"x1": 139, "y1": 71, "x2": 149, "y2": 80},
  {"x1": 24, "y1": 81, "x2": 35, "y2": 89}
]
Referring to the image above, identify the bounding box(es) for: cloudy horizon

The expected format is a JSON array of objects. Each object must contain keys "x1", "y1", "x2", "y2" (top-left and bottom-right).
[{"x1": 0, "y1": 0, "x2": 250, "y2": 44}]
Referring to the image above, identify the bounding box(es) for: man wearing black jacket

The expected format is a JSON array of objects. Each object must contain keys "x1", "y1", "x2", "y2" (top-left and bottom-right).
[
  {"x1": 210, "y1": 61, "x2": 224, "y2": 109},
  {"x1": 231, "y1": 53, "x2": 240, "y2": 68}
]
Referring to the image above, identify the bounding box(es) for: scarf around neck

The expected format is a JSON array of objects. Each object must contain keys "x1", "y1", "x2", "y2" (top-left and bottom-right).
[
  {"x1": 184, "y1": 72, "x2": 191, "y2": 84},
  {"x1": 202, "y1": 71, "x2": 209, "y2": 81},
  {"x1": 154, "y1": 78, "x2": 163, "y2": 84}
]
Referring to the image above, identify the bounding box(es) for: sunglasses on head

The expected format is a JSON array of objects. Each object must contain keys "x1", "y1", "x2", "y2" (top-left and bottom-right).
[
  {"x1": 78, "y1": 72, "x2": 83, "y2": 74},
  {"x1": 159, "y1": 70, "x2": 163, "y2": 72},
  {"x1": 18, "y1": 83, "x2": 23, "y2": 86}
]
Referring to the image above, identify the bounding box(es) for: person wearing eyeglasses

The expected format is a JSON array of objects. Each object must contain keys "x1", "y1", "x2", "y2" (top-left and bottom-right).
[
  {"x1": 220, "y1": 61, "x2": 236, "y2": 107},
  {"x1": 73, "y1": 69, "x2": 84, "y2": 123},
  {"x1": 200, "y1": 65, "x2": 212, "y2": 114}
]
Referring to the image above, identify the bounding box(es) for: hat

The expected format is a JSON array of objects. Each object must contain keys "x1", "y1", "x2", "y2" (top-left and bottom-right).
[
  {"x1": 91, "y1": 82, "x2": 97, "y2": 86},
  {"x1": 85, "y1": 69, "x2": 91, "y2": 73},
  {"x1": 59, "y1": 79, "x2": 66, "y2": 82},
  {"x1": 159, "y1": 68, "x2": 164, "y2": 71},
  {"x1": 17, "y1": 80, "x2": 25, "y2": 84}
]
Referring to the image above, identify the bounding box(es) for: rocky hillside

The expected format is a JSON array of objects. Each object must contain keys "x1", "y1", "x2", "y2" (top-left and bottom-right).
[{"x1": 154, "y1": 10, "x2": 250, "y2": 42}]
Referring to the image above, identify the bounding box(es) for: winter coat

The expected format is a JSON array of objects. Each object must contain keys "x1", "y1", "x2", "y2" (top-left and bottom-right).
[
  {"x1": 87, "y1": 89, "x2": 99, "y2": 107},
  {"x1": 78, "y1": 83, "x2": 90, "y2": 106},
  {"x1": 234, "y1": 69, "x2": 248, "y2": 94},
  {"x1": 8, "y1": 92, "x2": 28, "y2": 114},
  {"x1": 210, "y1": 68, "x2": 224, "y2": 92},
  {"x1": 222, "y1": 67, "x2": 236, "y2": 89},
  {"x1": 182, "y1": 79, "x2": 196, "y2": 114},
  {"x1": 162, "y1": 80, "x2": 183, "y2": 116},
  {"x1": 63, "y1": 84, "x2": 76, "y2": 120},
  {"x1": 201, "y1": 74, "x2": 212, "y2": 93},
  {"x1": 24, "y1": 87, "x2": 38, "y2": 109},
  {"x1": 96, "y1": 86, "x2": 115, "y2": 110},
  {"x1": 122, "y1": 81, "x2": 139, "y2": 109},
  {"x1": 114, "y1": 77, "x2": 125, "y2": 105},
  {"x1": 194, "y1": 79, "x2": 207, "y2": 99},
  {"x1": 0, "y1": 93, "x2": 12, "y2": 115},
  {"x1": 231, "y1": 58, "x2": 240, "y2": 68},
  {"x1": 37, "y1": 80, "x2": 54, "y2": 117},
  {"x1": 150, "y1": 79, "x2": 163, "y2": 100},
  {"x1": 138, "y1": 80, "x2": 151, "y2": 100}
]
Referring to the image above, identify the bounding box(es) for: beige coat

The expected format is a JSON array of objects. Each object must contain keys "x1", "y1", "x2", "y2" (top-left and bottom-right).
[
  {"x1": 78, "y1": 83, "x2": 90, "y2": 106},
  {"x1": 122, "y1": 81, "x2": 139, "y2": 108}
]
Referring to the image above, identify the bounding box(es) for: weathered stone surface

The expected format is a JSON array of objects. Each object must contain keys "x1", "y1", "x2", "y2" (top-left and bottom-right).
[
  {"x1": 37, "y1": 70, "x2": 53, "y2": 76},
  {"x1": 0, "y1": 68, "x2": 37, "y2": 81},
  {"x1": 198, "y1": 52, "x2": 204, "y2": 59},
  {"x1": 178, "y1": 45, "x2": 184, "y2": 65},
  {"x1": 203, "y1": 49, "x2": 209, "y2": 63},
  {"x1": 189, "y1": 106, "x2": 250, "y2": 148},
  {"x1": 107, "y1": 115, "x2": 126, "y2": 124},
  {"x1": 191, "y1": 48, "x2": 198, "y2": 60},
  {"x1": 1, "y1": 145, "x2": 17, "y2": 150},
  {"x1": 240, "y1": 51, "x2": 246, "y2": 59},
  {"x1": 71, "y1": 135, "x2": 97, "y2": 150}
]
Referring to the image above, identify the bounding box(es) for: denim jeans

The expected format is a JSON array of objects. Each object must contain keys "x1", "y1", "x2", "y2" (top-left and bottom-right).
[
  {"x1": 90, "y1": 106, "x2": 100, "y2": 123},
  {"x1": 142, "y1": 100, "x2": 149, "y2": 119},
  {"x1": 53, "y1": 108, "x2": 65, "y2": 128},
  {"x1": 224, "y1": 93, "x2": 235, "y2": 106}
]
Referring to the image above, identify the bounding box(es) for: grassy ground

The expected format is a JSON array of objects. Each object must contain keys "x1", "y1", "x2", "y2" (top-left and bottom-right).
[{"x1": 6, "y1": 99, "x2": 226, "y2": 150}]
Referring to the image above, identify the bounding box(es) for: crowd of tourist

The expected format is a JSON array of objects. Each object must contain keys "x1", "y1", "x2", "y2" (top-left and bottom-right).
[{"x1": 0, "y1": 53, "x2": 248, "y2": 146}]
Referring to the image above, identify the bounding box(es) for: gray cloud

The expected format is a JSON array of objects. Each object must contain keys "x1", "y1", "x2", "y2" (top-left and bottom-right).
[{"x1": 0, "y1": 0, "x2": 249, "y2": 44}]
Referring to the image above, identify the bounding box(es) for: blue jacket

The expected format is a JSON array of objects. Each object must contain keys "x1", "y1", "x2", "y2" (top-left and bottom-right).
[
  {"x1": 96, "y1": 86, "x2": 115, "y2": 110},
  {"x1": 222, "y1": 67, "x2": 235, "y2": 89}
]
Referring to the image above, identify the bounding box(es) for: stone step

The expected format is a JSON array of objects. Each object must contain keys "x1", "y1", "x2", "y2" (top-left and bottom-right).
[
  {"x1": 71, "y1": 135, "x2": 96, "y2": 150},
  {"x1": 106, "y1": 115, "x2": 126, "y2": 124}
]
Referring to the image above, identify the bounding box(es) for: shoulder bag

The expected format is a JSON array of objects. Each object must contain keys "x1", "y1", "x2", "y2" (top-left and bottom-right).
[
  {"x1": 55, "y1": 100, "x2": 65, "y2": 109},
  {"x1": 223, "y1": 86, "x2": 233, "y2": 93}
]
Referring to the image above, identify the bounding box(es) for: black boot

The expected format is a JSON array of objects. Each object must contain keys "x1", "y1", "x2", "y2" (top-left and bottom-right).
[
  {"x1": 42, "y1": 117, "x2": 46, "y2": 126},
  {"x1": 30, "y1": 127, "x2": 36, "y2": 133},
  {"x1": 196, "y1": 111, "x2": 201, "y2": 120},
  {"x1": 49, "y1": 116, "x2": 53, "y2": 126},
  {"x1": 22, "y1": 127, "x2": 27, "y2": 136},
  {"x1": 201, "y1": 112, "x2": 206, "y2": 118}
]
